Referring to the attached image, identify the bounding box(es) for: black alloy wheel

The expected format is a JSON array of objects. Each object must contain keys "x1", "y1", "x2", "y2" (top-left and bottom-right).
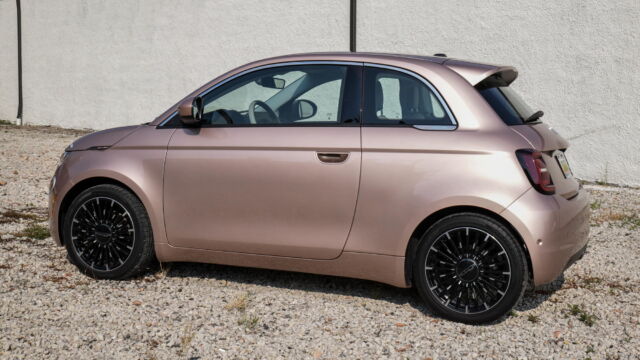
[
  {"x1": 63, "y1": 184, "x2": 155, "y2": 279},
  {"x1": 70, "y1": 196, "x2": 135, "y2": 271},
  {"x1": 414, "y1": 213, "x2": 528, "y2": 324}
]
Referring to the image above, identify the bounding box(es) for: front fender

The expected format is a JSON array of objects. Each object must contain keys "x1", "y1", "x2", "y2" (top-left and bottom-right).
[{"x1": 49, "y1": 127, "x2": 173, "y2": 247}]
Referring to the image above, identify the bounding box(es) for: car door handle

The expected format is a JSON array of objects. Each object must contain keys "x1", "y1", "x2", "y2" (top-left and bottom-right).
[{"x1": 317, "y1": 152, "x2": 349, "y2": 163}]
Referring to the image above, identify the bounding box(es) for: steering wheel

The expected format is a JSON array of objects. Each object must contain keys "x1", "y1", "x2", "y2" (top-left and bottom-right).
[
  {"x1": 215, "y1": 109, "x2": 234, "y2": 124},
  {"x1": 248, "y1": 100, "x2": 278, "y2": 124}
]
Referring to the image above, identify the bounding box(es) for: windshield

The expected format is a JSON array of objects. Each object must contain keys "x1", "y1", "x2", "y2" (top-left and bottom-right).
[{"x1": 478, "y1": 86, "x2": 536, "y2": 125}]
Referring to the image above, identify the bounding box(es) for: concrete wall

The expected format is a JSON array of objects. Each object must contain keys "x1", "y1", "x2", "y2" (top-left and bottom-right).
[
  {"x1": 0, "y1": 0, "x2": 18, "y2": 122},
  {"x1": 0, "y1": 0, "x2": 639, "y2": 185},
  {"x1": 359, "y1": 0, "x2": 640, "y2": 185},
  {"x1": 20, "y1": 0, "x2": 348, "y2": 129}
]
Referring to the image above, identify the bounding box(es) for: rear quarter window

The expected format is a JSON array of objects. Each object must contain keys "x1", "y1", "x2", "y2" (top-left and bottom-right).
[{"x1": 364, "y1": 67, "x2": 455, "y2": 127}]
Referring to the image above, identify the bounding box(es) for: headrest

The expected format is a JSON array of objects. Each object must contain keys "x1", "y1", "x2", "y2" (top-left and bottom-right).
[{"x1": 375, "y1": 81, "x2": 384, "y2": 112}]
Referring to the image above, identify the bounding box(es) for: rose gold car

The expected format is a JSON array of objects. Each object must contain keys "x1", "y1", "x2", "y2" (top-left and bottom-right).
[{"x1": 49, "y1": 52, "x2": 590, "y2": 323}]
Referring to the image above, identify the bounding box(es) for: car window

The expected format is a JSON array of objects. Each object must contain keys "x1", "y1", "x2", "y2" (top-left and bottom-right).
[
  {"x1": 292, "y1": 79, "x2": 343, "y2": 122},
  {"x1": 198, "y1": 65, "x2": 350, "y2": 126},
  {"x1": 205, "y1": 71, "x2": 305, "y2": 116},
  {"x1": 478, "y1": 86, "x2": 535, "y2": 126},
  {"x1": 363, "y1": 67, "x2": 453, "y2": 126}
]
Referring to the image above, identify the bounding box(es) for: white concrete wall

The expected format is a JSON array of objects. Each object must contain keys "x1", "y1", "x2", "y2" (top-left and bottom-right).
[
  {"x1": 0, "y1": 0, "x2": 638, "y2": 185},
  {"x1": 359, "y1": 0, "x2": 640, "y2": 185},
  {"x1": 0, "y1": 0, "x2": 18, "y2": 122},
  {"x1": 20, "y1": 0, "x2": 348, "y2": 129}
]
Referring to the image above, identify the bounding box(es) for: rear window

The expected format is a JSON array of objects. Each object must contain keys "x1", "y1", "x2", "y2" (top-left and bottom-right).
[{"x1": 478, "y1": 87, "x2": 535, "y2": 125}]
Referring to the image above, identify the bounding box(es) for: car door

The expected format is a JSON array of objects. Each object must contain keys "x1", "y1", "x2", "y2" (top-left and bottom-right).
[
  {"x1": 163, "y1": 63, "x2": 362, "y2": 260},
  {"x1": 346, "y1": 65, "x2": 460, "y2": 255}
]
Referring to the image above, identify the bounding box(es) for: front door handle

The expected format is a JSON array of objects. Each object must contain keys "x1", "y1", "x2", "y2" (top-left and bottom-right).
[{"x1": 317, "y1": 152, "x2": 349, "y2": 163}]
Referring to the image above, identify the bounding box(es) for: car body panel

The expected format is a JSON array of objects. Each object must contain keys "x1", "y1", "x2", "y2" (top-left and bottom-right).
[
  {"x1": 501, "y1": 187, "x2": 590, "y2": 285},
  {"x1": 510, "y1": 123, "x2": 570, "y2": 152},
  {"x1": 163, "y1": 126, "x2": 361, "y2": 259},
  {"x1": 70, "y1": 125, "x2": 141, "y2": 151},
  {"x1": 444, "y1": 59, "x2": 518, "y2": 86},
  {"x1": 155, "y1": 243, "x2": 408, "y2": 287},
  {"x1": 345, "y1": 126, "x2": 533, "y2": 256},
  {"x1": 49, "y1": 125, "x2": 174, "y2": 247}
]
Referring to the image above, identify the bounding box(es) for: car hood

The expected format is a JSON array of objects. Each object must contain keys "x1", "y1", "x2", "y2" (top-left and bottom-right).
[{"x1": 68, "y1": 125, "x2": 141, "y2": 151}]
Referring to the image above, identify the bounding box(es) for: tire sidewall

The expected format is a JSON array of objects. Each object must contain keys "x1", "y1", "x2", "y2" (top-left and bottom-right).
[
  {"x1": 63, "y1": 185, "x2": 150, "y2": 280},
  {"x1": 413, "y1": 213, "x2": 527, "y2": 324}
]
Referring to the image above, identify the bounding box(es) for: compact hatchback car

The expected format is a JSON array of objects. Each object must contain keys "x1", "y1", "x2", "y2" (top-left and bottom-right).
[{"x1": 49, "y1": 52, "x2": 590, "y2": 323}]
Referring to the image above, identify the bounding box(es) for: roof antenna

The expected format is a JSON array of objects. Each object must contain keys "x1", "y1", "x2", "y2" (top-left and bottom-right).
[
  {"x1": 350, "y1": 0, "x2": 356, "y2": 52},
  {"x1": 434, "y1": 53, "x2": 447, "y2": 57}
]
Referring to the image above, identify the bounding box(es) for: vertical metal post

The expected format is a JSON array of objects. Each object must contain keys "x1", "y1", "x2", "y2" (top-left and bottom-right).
[
  {"x1": 350, "y1": 0, "x2": 356, "y2": 52},
  {"x1": 16, "y1": 0, "x2": 23, "y2": 125}
]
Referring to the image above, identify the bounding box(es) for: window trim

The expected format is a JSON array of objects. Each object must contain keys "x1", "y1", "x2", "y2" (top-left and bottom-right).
[
  {"x1": 159, "y1": 61, "x2": 363, "y2": 128},
  {"x1": 362, "y1": 63, "x2": 458, "y2": 131}
]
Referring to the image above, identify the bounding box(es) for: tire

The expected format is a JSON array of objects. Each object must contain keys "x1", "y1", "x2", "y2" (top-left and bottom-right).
[
  {"x1": 63, "y1": 184, "x2": 155, "y2": 279},
  {"x1": 413, "y1": 213, "x2": 528, "y2": 324}
]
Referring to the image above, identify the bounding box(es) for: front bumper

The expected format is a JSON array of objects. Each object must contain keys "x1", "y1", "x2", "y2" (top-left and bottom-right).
[
  {"x1": 49, "y1": 159, "x2": 72, "y2": 247},
  {"x1": 501, "y1": 187, "x2": 591, "y2": 286},
  {"x1": 48, "y1": 173, "x2": 63, "y2": 246}
]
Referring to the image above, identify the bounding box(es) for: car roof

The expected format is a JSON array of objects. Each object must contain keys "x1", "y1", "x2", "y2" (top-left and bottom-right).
[
  {"x1": 259, "y1": 51, "x2": 450, "y2": 64},
  {"x1": 249, "y1": 52, "x2": 517, "y2": 87}
]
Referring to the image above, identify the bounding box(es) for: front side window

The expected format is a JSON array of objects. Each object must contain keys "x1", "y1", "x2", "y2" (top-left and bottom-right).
[
  {"x1": 363, "y1": 67, "x2": 454, "y2": 126},
  {"x1": 195, "y1": 65, "x2": 354, "y2": 126}
]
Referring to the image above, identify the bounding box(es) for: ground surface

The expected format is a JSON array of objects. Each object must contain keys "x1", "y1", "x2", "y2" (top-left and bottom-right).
[{"x1": 0, "y1": 124, "x2": 638, "y2": 359}]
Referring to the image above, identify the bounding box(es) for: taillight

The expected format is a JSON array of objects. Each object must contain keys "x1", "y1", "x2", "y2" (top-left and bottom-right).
[{"x1": 516, "y1": 149, "x2": 555, "y2": 195}]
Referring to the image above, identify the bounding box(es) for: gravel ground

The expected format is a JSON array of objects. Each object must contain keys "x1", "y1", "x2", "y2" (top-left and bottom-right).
[{"x1": 0, "y1": 124, "x2": 639, "y2": 359}]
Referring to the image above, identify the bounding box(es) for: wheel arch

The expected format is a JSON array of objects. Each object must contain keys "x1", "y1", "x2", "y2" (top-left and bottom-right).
[
  {"x1": 57, "y1": 177, "x2": 143, "y2": 246},
  {"x1": 404, "y1": 205, "x2": 533, "y2": 287}
]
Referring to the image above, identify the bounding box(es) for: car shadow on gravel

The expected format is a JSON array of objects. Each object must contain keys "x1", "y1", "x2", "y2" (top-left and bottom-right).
[
  {"x1": 516, "y1": 275, "x2": 566, "y2": 312},
  {"x1": 165, "y1": 262, "x2": 563, "y2": 324}
]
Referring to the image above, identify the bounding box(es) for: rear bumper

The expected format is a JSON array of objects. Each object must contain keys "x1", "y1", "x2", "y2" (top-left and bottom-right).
[
  {"x1": 501, "y1": 187, "x2": 590, "y2": 286},
  {"x1": 564, "y1": 243, "x2": 587, "y2": 271}
]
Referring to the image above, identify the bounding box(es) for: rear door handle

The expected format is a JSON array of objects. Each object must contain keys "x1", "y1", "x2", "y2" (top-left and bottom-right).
[{"x1": 317, "y1": 152, "x2": 349, "y2": 163}]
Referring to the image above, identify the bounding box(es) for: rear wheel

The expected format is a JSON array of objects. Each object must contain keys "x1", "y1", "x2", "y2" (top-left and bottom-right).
[
  {"x1": 413, "y1": 213, "x2": 528, "y2": 324},
  {"x1": 63, "y1": 184, "x2": 155, "y2": 279}
]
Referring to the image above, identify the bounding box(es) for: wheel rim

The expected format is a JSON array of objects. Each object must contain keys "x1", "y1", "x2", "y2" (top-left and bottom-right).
[
  {"x1": 70, "y1": 196, "x2": 135, "y2": 271},
  {"x1": 425, "y1": 227, "x2": 511, "y2": 314}
]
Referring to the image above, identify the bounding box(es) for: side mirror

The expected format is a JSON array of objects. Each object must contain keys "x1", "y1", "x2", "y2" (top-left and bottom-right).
[
  {"x1": 178, "y1": 97, "x2": 203, "y2": 126},
  {"x1": 293, "y1": 99, "x2": 317, "y2": 120}
]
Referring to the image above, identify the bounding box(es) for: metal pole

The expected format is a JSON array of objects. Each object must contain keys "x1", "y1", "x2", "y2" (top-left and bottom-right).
[
  {"x1": 350, "y1": 0, "x2": 356, "y2": 52},
  {"x1": 16, "y1": 0, "x2": 23, "y2": 125}
]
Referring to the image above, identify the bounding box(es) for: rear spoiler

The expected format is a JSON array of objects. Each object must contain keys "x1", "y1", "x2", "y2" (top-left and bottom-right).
[{"x1": 444, "y1": 59, "x2": 518, "y2": 88}]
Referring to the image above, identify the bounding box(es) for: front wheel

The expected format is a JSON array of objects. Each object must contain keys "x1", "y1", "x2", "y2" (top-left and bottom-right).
[
  {"x1": 63, "y1": 184, "x2": 156, "y2": 279},
  {"x1": 413, "y1": 213, "x2": 528, "y2": 324}
]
